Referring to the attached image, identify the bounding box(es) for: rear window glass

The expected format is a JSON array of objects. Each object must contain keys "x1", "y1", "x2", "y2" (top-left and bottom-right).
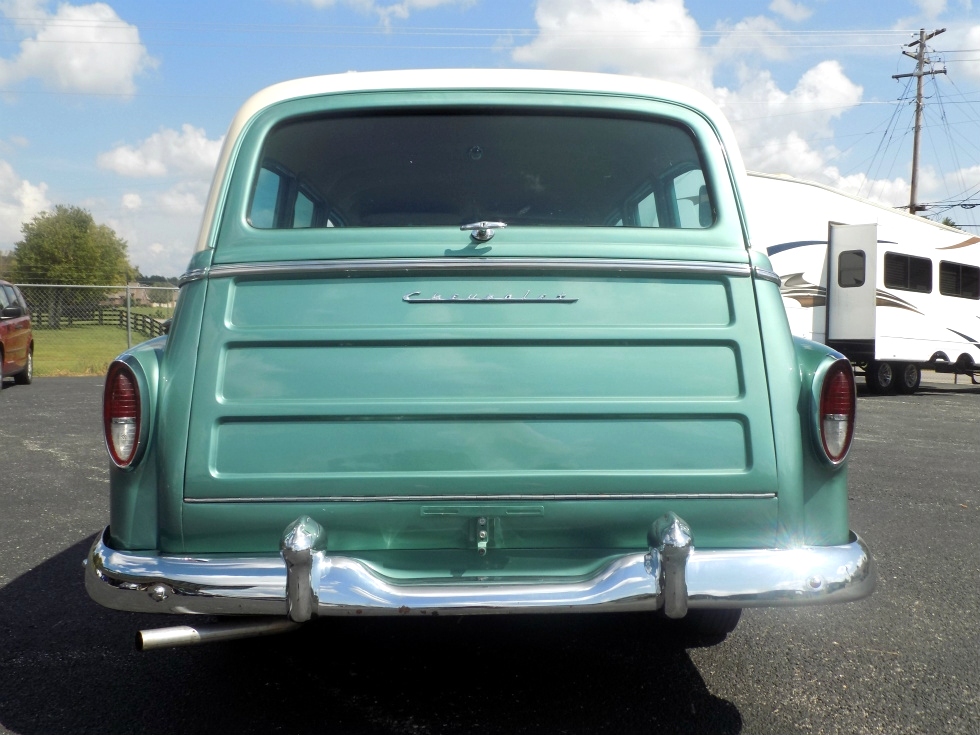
[{"x1": 248, "y1": 110, "x2": 713, "y2": 230}]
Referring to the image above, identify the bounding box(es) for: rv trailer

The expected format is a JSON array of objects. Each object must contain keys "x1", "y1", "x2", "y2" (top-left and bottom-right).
[{"x1": 745, "y1": 172, "x2": 980, "y2": 394}]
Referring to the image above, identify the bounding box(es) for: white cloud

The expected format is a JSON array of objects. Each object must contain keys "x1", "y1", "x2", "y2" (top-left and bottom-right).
[
  {"x1": 0, "y1": 1, "x2": 156, "y2": 96},
  {"x1": 137, "y1": 239, "x2": 192, "y2": 275},
  {"x1": 769, "y1": 0, "x2": 812, "y2": 22},
  {"x1": 914, "y1": 0, "x2": 947, "y2": 17},
  {"x1": 831, "y1": 171, "x2": 917, "y2": 208},
  {"x1": 96, "y1": 125, "x2": 221, "y2": 275},
  {"x1": 715, "y1": 62, "x2": 862, "y2": 181},
  {"x1": 375, "y1": 0, "x2": 475, "y2": 24},
  {"x1": 712, "y1": 16, "x2": 790, "y2": 63},
  {"x1": 0, "y1": 0, "x2": 47, "y2": 28},
  {"x1": 0, "y1": 159, "x2": 50, "y2": 247},
  {"x1": 512, "y1": 0, "x2": 712, "y2": 92},
  {"x1": 958, "y1": 25, "x2": 980, "y2": 82},
  {"x1": 100, "y1": 181, "x2": 204, "y2": 273},
  {"x1": 293, "y1": 0, "x2": 472, "y2": 24},
  {"x1": 0, "y1": 135, "x2": 30, "y2": 155},
  {"x1": 98, "y1": 125, "x2": 223, "y2": 180},
  {"x1": 157, "y1": 182, "x2": 209, "y2": 216}
]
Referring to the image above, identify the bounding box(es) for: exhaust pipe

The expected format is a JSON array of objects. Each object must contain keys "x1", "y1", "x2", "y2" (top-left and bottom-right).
[{"x1": 137, "y1": 618, "x2": 301, "y2": 651}]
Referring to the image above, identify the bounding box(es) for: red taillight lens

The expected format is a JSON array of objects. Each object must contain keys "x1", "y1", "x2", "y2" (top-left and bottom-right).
[
  {"x1": 820, "y1": 361, "x2": 855, "y2": 464},
  {"x1": 104, "y1": 362, "x2": 141, "y2": 467}
]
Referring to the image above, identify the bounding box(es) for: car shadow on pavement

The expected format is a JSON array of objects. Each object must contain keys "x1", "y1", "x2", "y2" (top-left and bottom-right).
[{"x1": 0, "y1": 537, "x2": 742, "y2": 735}]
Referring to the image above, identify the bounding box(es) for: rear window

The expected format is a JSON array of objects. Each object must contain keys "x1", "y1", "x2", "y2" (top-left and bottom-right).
[{"x1": 248, "y1": 110, "x2": 713, "y2": 230}]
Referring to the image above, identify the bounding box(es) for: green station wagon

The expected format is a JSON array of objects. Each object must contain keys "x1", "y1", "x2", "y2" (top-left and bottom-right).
[{"x1": 85, "y1": 70, "x2": 874, "y2": 650}]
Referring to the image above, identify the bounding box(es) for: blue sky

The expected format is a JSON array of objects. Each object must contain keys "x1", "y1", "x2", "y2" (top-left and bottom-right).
[{"x1": 2, "y1": 0, "x2": 979, "y2": 276}]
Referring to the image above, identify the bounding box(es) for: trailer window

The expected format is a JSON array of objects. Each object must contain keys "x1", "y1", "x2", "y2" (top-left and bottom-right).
[
  {"x1": 838, "y1": 250, "x2": 866, "y2": 288},
  {"x1": 939, "y1": 261, "x2": 980, "y2": 300},
  {"x1": 884, "y1": 252, "x2": 932, "y2": 293}
]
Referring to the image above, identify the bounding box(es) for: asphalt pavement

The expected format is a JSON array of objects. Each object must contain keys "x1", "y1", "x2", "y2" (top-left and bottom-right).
[{"x1": 0, "y1": 376, "x2": 977, "y2": 735}]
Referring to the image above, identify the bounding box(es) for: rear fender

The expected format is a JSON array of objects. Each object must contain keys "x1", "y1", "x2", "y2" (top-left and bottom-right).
[
  {"x1": 106, "y1": 337, "x2": 166, "y2": 550},
  {"x1": 794, "y1": 336, "x2": 852, "y2": 546}
]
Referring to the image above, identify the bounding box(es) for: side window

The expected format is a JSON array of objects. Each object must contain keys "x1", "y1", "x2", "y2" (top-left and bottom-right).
[
  {"x1": 250, "y1": 166, "x2": 283, "y2": 228},
  {"x1": 672, "y1": 170, "x2": 711, "y2": 229},
  {"x1": 884, "y1": 252, "x2": 932, "y2": 293},
  {"x1": 250, "y1": 163, "x2": 327, "y2": 229},
  {"x1": 636, "y1": 191, "x2": 660, "y2": 227},
  {"x1": 838, "y1": 250, "x2": 866, "y2": 288},
  {"x1": 939, "y1": 261, "x2": 980, "y2": 300},
  {"x1": 0, "y1": 286, "x2": 10, "y2": 309},
  {"x1": 293, "y1": 191, "x2": 316, "y2": 228},
  {"x1": 2, "y1": 285, "x2": 18, "y2": 308}
]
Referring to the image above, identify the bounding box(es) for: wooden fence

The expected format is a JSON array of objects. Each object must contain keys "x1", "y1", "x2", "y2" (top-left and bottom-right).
[{"x1": 30, "y1": 307, "x2": 169, "y2": 339}]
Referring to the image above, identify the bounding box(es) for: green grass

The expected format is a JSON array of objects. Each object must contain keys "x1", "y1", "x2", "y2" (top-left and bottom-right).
[
  {"x1": 130, "y1": 305, "x2": 175, "y2": 320},
  {"x1": 33, "y1": 325, "x2": 135, "y2": 377}
]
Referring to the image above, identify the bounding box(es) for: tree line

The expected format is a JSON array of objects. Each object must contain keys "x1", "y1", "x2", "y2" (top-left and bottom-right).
[
  {"x1": 1, "y1": 205, "x2": 134, "y2": 285},
  {"x1": 0, "y1": 205, "x2": 175, "y2": 328}
]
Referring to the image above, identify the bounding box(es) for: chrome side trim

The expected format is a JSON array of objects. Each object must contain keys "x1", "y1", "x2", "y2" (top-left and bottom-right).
[
  {"x1": 178, "y1": 268, "x2": 209, "y2": 286},
  {"x1": 182, "y1": 492, "x2": 778, "y2": 504},
  {"x1": 754, "y1": 266, "x2": 781, "y2": 285},
  {"x1": 200, "y1": 258, "x2": 753, "y2": 280},
  {"x1": 86, "y1": 526, "x2": 875, "y2": 618}
]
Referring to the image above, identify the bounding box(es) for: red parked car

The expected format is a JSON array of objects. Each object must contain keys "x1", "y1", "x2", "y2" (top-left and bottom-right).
[{"x1": 0, "y1": 280, "x2": 33, "y2": 385}]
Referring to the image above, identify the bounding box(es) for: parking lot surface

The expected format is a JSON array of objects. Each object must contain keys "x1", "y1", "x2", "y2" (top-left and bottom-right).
[{"x1": 0, "y1": 376, "x2": 978, "y2": 735}]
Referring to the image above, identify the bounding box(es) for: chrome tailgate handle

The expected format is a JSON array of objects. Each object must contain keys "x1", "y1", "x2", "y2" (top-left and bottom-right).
[{"x1": 460, "y1": 221, "x2": 507, "y2": 241}]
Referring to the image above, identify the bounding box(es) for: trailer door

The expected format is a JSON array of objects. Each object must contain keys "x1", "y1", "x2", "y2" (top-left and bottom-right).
[{"x1": 826, "y1": 222, "x2": 877, "y2": 362}]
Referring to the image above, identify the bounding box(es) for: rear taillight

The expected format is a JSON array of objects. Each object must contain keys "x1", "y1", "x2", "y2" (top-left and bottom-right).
[
  {"x1": 819, "y1": 360, "x2": 855, "y2": 464},
  {"x1": 104, "y1": 362, "x2": 141, "y2": 468}
]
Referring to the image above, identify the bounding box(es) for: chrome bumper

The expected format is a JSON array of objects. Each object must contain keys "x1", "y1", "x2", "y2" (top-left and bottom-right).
[{"x1": 85, "y1": 514, "x2": 875, "y2": 620}]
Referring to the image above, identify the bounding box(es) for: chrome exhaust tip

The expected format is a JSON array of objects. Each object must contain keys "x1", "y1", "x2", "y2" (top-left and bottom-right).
[{"x1": 137, "y1": 618, "x2": 301, "y2": 651}]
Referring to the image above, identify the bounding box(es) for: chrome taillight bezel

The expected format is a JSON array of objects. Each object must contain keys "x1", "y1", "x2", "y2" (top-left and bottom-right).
[
  {"x1": 809, "y1": 357, "x2": 856, "y2": 467},
  {"x1": 103, "y1": 360, "x2": 146, "y2": 469}
]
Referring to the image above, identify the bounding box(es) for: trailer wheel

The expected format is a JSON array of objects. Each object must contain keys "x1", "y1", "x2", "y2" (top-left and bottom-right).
[
  {"x1": 865, "y1": 361, "x2": 895, "y2": 394},
  {"x1": 895, "y1": 363, "x2": 921, "y2": 394}
]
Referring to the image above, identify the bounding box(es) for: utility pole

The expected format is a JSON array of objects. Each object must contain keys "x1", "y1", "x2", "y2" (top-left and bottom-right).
[{"x1": 893, "y1": 28, "x2": 946, "y2": 214}]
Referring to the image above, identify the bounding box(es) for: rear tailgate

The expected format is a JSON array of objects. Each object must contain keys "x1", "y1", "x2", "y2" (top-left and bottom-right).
[{"x1": 180, "y1": 258, "x2": 778, "y2": 552}]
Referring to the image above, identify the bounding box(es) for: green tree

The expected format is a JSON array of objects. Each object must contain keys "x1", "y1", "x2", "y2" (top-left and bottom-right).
[
  {"x1": 0, "y1": 250, "x2": 14, "y2": 278},
  {"x1": 10, "y1": 205, "x2": 135, "y2": 328},
  {"x1": 939, "y1": 216, "x2": 957, "y2": 229}
]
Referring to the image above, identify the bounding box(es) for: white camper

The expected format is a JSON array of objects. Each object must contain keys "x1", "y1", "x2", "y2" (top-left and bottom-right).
[{"x1": 745, "y1": 172, "x2": 980, "y2": 393}]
